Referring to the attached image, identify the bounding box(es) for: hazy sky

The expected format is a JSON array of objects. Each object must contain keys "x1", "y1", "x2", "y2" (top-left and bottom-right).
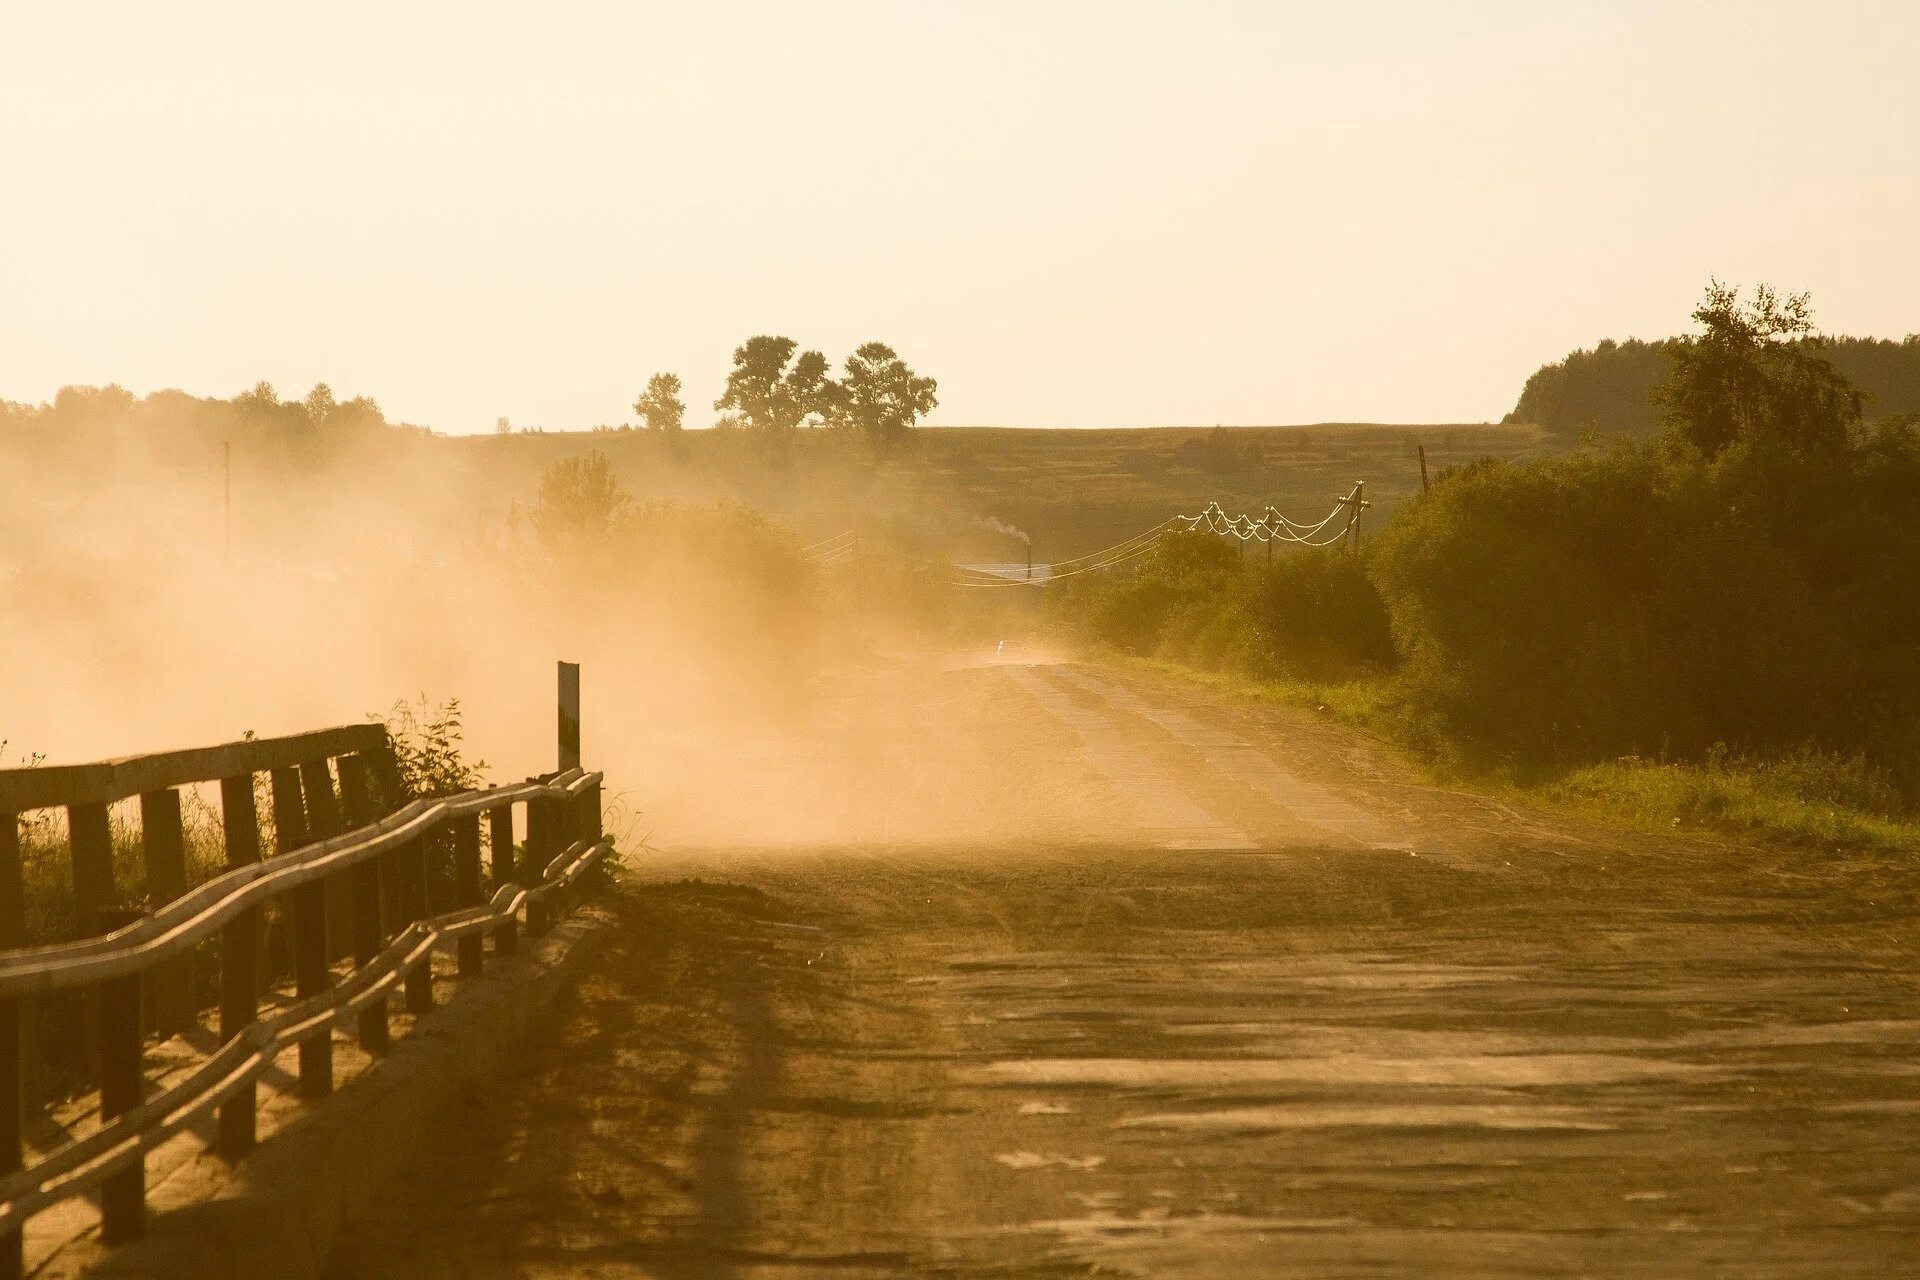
[{"x1": 3, "y1": 2, "x2": 1916, "y2": 432}]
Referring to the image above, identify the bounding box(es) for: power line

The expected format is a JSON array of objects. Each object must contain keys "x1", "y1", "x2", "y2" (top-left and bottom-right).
[{"x1": 949, "y1": 486, "x2": 1367, "y2": 587}]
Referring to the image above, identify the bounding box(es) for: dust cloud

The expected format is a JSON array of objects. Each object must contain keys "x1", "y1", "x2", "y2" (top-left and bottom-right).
[{"x1": 0, "y1": 414, "x2": 1067, "y2": 854}]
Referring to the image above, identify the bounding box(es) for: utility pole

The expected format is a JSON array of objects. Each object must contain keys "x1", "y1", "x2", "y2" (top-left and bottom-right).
[
  {"x1": 1339, "y1": 481, "x2": 1372, "y2": 552},
  {"x1": 223, "y1": 441, "x2": 232, "y2": 558},
  {"x1": 1417, "y1": 444, "x2": 1430, "y2": 495}
]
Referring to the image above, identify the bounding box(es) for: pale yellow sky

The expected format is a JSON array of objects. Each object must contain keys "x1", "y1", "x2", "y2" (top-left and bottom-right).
[{"x1": 2, "y1": 2, "x2": 1916, "y2": 432}]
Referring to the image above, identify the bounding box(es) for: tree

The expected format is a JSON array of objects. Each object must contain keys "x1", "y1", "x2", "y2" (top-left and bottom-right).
[
  {"x1": 713, "y1": 336, "x2": 833, "y2": 433},
  {"x1": 837, "y1": 342, "x2": 937, "y2": 450},
  {"x1": 304, "y1": 382, "x2": 338, "y2": 426},
  {"x1": 530, "y1": 451, "x2": 630, "y2": 547},
  {"x1": 1656, "y1": 281, "x2": 1861, "y2": 458},
  {"x1": 786, "y1": 349, "x2": 837, "y2": 428},
  {"x1": 634, "y1": 372, "x2": 685, "y2": 432}
]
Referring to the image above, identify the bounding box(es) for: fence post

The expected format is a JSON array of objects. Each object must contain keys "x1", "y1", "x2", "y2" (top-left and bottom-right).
[
  {"x1": 95, "y1": 907, "x2": 145, "y2": 1244},
  {"x1": 336, "y1": 755, "x2": 389, "y2": 1055},
  {"x1": 452, "y1": 814, "x2": 483, "y2": 977},
  {"x1": 137, "y1": 788, "x2": 193, "y2": 1037},
  {"x1": 216, "y1": 774, "x2": 261, "y2": 1156},
  {"x1": 266, "y1": 766, "x2": 307, "y2": 986},
  {"x1": 524, "y1": 797, "x2": 554, "y2": 938},
  {"x1": 488, "y1": 806, "x2": 517, "y2": 958},
  {"x1": 291, "y1": 875, "x2": 331, "y2": 1098},
  {"x1": 0, "y1": 814, "x2": 20, "y2": 1280},
  {"x1": 299, "y1": 761, "x2": 352, "y2": 963},
  {"x1": 398, "y1": 836, "x2": 433, "y2": 1016},
  {"x1": 365, "y1": 748, "x2": 406, "y2": 938},
  {"x1": 66, "y1": 803, "x2": 117, "y2": 936}
]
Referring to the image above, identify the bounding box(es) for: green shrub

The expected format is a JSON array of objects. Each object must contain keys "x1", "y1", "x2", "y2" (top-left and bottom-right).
[{"x1": 1054, "y1": 531, "x2": 1393, "y2": 683}]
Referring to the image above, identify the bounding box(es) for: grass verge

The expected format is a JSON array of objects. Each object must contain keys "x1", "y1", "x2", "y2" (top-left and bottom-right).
[{"x1": 1113, "y1": 653, "x2": 1920, "y2": 853}]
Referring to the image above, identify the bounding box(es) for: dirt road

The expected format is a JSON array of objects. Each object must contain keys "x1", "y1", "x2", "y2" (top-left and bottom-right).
[{"x1": 326, "y1": 659, "x2": 1920, "y2": 1277}]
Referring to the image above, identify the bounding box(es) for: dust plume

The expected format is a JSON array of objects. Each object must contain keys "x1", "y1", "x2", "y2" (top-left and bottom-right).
[{"x1": 0, "y1": 387, "x2": 1071, "y2": 854}]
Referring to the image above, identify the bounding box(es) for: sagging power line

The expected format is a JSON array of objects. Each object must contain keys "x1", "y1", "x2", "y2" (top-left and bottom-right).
[{"x1": 952, "y1": 481, "x2": 1371, "y2": 586}]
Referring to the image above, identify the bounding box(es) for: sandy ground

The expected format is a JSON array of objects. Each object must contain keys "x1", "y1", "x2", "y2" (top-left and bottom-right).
[{"x1": 325, "y1": 656, "x2": 1920, "y2": 1277}]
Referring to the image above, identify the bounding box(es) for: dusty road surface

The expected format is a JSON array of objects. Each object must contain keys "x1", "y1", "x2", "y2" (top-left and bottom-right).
[{"x1": 326, "y1": 658, "x2": 1920, "y2": 1278}]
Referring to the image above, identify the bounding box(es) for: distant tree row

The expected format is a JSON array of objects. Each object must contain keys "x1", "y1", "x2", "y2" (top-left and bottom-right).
[
  {"x1": 0, "y1": 380, "x2": 410, "y2": 456},
  {"x1": 1506, "y1": 326, "x2": 1920, "y2": 438},
  {"x1": 633, "y1": 337, "x2": 936, "y2": 451}
]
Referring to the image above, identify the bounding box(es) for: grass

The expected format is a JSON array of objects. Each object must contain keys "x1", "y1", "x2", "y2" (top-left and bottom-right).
[
  {"x1": 1119, "y1": 654, "x2": 1920, "y2": 853},
  {"x1": 444, "y1": 421, "x2": 1552, "y2": 563},
  {"x1": 1540, "y1": 754, "x2": 1920, "y2": 852}
]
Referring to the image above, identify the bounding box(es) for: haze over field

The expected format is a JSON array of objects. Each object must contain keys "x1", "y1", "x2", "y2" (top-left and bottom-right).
[{"x1": 3, "y1": 1, "x2": 1918, "y2": 432}]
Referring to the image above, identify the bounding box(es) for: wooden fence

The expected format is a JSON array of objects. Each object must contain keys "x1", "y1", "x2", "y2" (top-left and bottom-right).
[{"x1": 0, "y1": 708, "x2": 608, "y2": 1277}]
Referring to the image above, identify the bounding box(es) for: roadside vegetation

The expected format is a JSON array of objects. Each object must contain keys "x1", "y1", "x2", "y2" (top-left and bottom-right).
[{"x1": 1053, "y1": 283, "x2": 1920, "y2": 851}]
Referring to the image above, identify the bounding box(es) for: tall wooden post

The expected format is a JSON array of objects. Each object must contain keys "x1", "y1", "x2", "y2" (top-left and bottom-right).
[
  {"x1": 138, "y1": 789, "x2": 192, "y2": 1036},
  {"x1": 1417, "y1": 444, "x2": 1431, "y2": 494},
  {"x1": 216, "y1": 774, "x2": 261, "y2": 1156},
  {"x1": 558, "y1": 661, "x2": 581, "y2": 773}
]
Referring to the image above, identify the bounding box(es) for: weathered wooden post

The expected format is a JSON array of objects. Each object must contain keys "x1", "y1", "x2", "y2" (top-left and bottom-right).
[
  {"x1": 399, "y1": 834, "x2": 433, "y2": 1016},
  {"x1": 216, "y1": 773, "x2": 261, "y2": 1155},
  {"x1": 488, "y1": 805, "x2": 517, "y2": 957},
  {"x1": 452, "y1": 814, "x2": 483, "y2": 977},
  {"x1": 95, "y1": 908, "x2": 145, "y2": 1244},
  {"x1": 272, "y1": 765, "x2": 332, "y2": 1096},
  {"x1": 298, "y1": 761, "x2": 351, "y2": 962},
  {"x1": 558, "y1": 660, "x2": 581, "y2": 773},
  {"x1": 290, "y1": 873, "x2": 331, "y2": 1098},
  {"x1": 266, "y1": 766, "x2": 307, "y2": 984},
  {"x1": 0, "y1": 812, "x2": 21, "y2": 1280},
  {"x1": 524, "y1": 796, "x2": 558, "y2": 938},
  {"x1": 335, "y1": 755, "x2": 389, "y2": 1056},
  {"x1": 65, "y1": 803, "x2": 116, "y2": 938},
  {"x1": 137, "y1": 788, "x2": 192, "y2": 1036}
]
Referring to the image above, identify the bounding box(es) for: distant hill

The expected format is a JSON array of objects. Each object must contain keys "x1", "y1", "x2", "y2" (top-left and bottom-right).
[{"x1": 1506, "y1": 334, "x2": 1920, "y2": 437}]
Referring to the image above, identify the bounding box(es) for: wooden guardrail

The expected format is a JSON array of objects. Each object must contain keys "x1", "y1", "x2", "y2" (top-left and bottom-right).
[{"x1": 0, "y1": 701, "x2": 608, "y2": 1277}]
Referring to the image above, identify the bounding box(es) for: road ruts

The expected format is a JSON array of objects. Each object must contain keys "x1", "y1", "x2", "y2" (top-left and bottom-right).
[{"x1": 325, "y1": 659, "x2": 1920, "y2": 1279}]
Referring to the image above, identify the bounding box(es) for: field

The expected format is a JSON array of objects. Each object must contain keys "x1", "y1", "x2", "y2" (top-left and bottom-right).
[{"x1": 434, "y1": 422, "x2": 1553, "y2": 562}]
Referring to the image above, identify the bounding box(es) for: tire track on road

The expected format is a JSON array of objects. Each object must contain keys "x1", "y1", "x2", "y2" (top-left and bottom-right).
[
  {"x1": 999, "y1": 665, "x2": 1255, "y2": 852},
  {"x1": 1047, "y1": 665, "x2": 1405, "y2": 851}
]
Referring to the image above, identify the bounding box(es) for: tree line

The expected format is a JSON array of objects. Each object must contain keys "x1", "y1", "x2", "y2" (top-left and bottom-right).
[
  {"x1": 0, "y1": 380, "x2": 417, "y2": 465},
  {"x1": 1507, "y1": 327, "x2": 1920, "y2": 438}
]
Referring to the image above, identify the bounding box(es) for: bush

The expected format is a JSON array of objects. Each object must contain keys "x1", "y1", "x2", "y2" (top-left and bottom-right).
[
  {"x1": 1369, "y1": 426, "x2": 1920, "y2": 794},
  {"x1": 1054, "y1": 532, "x2": 1393, "y2": 683}
]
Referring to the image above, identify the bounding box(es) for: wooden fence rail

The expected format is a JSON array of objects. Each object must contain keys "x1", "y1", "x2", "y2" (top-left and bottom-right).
[{"x1": 0, "y1": 706, "x2": 607, "y2": 1277}]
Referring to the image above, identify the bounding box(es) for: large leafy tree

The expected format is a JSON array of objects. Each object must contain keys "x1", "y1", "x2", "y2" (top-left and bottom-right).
[
  {"x1": 1656, "y1": 281, "x2": 1861, "y2": 457},
  {"x1": 713, "y1": 336, "x2": 833, "y2": 433},
  {"x1": 634, "y1": 371, "x2": 685, "y2": 432},
  {"x1": 836, "y1": 342, "x2": 937, "y2": 450}
]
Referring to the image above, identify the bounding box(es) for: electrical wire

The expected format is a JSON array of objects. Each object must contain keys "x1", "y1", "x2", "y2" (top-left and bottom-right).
[{"x1": 949, "y1": 487, "x2": 1365, "y2": 586}]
